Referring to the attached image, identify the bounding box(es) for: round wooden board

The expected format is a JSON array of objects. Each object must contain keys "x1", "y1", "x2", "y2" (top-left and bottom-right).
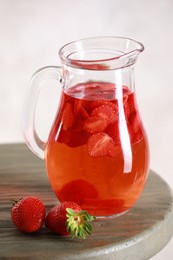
[{"x1": 0, "y1": 144, "x2": 173, "y2": 259}]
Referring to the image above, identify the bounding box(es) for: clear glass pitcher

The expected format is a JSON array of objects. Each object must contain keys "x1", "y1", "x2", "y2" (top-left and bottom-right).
[{"x1": 23, "y1": 37, "x2": 149, "y2": 218}]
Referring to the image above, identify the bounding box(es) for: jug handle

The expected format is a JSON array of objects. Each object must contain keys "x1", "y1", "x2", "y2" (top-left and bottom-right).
[{"x1": 22, "y1": 66, "x2": 62, "y2": 159}]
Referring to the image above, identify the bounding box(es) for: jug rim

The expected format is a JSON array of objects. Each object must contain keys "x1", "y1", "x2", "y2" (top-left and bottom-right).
[{"x1": 59, "y1": 36, "x2": 144, "y2": 70}]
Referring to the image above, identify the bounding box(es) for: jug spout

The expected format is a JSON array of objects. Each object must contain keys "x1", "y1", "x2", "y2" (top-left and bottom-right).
[{"x1": 59, "y1": 36, "x2": 144, "y2": 70}]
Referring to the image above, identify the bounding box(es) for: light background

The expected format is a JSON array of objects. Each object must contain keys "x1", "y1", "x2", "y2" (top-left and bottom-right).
[{"x1": 0, "y1": 1, "x2": 173, "y2": 259}]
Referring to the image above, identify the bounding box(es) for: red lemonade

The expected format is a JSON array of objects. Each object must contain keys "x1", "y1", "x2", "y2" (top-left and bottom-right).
[{"x1": 45, "y1": 82, "x2": 149, "y2": 217}]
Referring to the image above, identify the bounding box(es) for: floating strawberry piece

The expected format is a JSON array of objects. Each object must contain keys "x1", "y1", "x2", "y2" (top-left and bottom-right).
[
  {"x1": 80, "y1": 106, "x2": 89, "y2": 118},
  {"x1": 57, "y1": 129, "x2": 72, "y2": 144},
  {"x1": 83, "y1": 116, "x2": 108, "y2": 134},
  {"x1": 123, "y1": 93, "x2": 137, "y2": 123},
  {"x1": 106, "y1": 122, "x2": 121, "y2": 145},
  {"x1": 91, "y1": 104, "x2": 118, "y2": 125},
  {"x1": 129, "y1": 112, "x2": 139, "y2": 131},
  {"x1": 62, "y1": 103, "x2": 74, "y2": 130},
  {"x1": 128, "y1": 112, "x2": 143, "y2": 143},
  {"x1": 90, "y1": 100, "x2": 118, "y2": 110},
  {"x1": 128, "y1": 93, "x2": 136, "y2": 113},
  {"x1": 74, "y1": 99, "x2": 89, "y2": 119},
  {"x1": 58, "y1": 179, "x2": 98, "y2": 204},
  {"x1": 128, "y1": 124, "x2": 143, "y2": 144},
  {"x1": 87, "y1": 132, "x2": 116, "y2": 157},
  {"x1": 74, "y1": 99, "x2": 82, "y2": 116}
]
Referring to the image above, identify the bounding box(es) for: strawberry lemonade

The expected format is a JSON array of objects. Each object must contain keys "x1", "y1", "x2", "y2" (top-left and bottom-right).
[{"x1": 45, "y1": 82, "x2": 149, "y2": 217}]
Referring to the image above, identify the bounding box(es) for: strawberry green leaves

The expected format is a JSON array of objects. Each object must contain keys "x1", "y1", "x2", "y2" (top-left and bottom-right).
[{"x1": 66, "y1": 208, "x2": 96, "y2": 239}]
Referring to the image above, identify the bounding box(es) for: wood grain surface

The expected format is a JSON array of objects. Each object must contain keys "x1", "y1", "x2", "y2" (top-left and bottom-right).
[{"x1": 0, "y1": 144, "x2": 173, "y2": 260}]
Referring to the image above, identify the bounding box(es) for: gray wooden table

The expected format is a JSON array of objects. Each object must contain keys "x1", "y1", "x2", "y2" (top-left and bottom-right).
[{"x1": 0, "y1": 143, "x2": 173, "y2": 260}]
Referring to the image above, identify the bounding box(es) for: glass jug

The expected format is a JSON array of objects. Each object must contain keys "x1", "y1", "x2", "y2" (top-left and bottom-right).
[{"x1": 23, "y1": 37, "x2": 149, "y2": 218}]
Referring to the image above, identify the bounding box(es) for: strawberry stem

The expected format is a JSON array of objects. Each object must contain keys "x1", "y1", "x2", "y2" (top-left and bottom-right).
[
  {"x1": 66, "y1": 208, "x2": 96, "y2": 239},
  {"x1": 10, "y1": 198, "x2": 23, "y2": 206}
]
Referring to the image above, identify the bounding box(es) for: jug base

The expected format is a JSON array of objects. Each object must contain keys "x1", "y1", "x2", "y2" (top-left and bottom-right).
[{"x1": 95, "y1": 209, "x2": 129, "y2": 220}]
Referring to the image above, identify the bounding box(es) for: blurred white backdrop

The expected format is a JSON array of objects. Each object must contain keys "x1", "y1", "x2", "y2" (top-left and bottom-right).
[{"x1": 0, "y1": 0, "x2": 173, "y2": 259}]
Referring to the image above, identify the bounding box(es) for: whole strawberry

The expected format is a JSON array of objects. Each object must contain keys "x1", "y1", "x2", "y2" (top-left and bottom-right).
[
  {"x1": 11, "y1": 196, "x2": 46, "y2": 233},
  {"x1": 45, "y1": 201, "x2": 95, "y2": 239}
]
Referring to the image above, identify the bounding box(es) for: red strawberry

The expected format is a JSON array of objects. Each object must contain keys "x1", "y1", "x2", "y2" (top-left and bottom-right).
[
  {"x1": 62, "y1": 103, "x2": 74, "y2": 130},
  {"x1": 57, "y1": 129, "x2": 72, "y2": 144},
  {"x1": 91, "y1": 104, "x2": 118, "y2": 125},
  {"x1": 123, "y1": 95, "x2": 131, "y2": 122},
  {"x1": 128, "y1": 112, "x2": 143, "y2": 143},
  {"x1": 90, "y1": 100, "x2": 117, "y2": 110},
  {"x1": 83, "y1": 116, "x2": 108, "y2": 133},
  {"x1": 87, "y1": 132, "x2": 117, "y2": 157},
  {"x1": 74, "y1": 99, "x2": 83, "y2": 116},
  {"x1": 128, "y1": 93, "x2": 136, "y2": 113},
  {"x1": 128, "y1": 112, "x2": 139, "y2": 132},
  {"x1": 80, "y1": 106, "x2": 89, "y2": 118},
  {"x1": 74, "y1": 99, "x2": 89, "y2": 118},
  {"x1": 45, "y1": 201, "x2": 95, "y2": 239},
  {"x1": 11, "y1": 196, "x2": 46, "y2": 233},
  {"x1": 106, "y1": 122, "x2": 121, "y2": 145},
  {"x1": 128, "y1": 124, "x2": 143, "y2": 144},
  {"x1": 123, "y1": 92, "x2": 137, "y2": 122},
  {"x1": 58, "y1": 179, "x2": 98, "y2": 204}
]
